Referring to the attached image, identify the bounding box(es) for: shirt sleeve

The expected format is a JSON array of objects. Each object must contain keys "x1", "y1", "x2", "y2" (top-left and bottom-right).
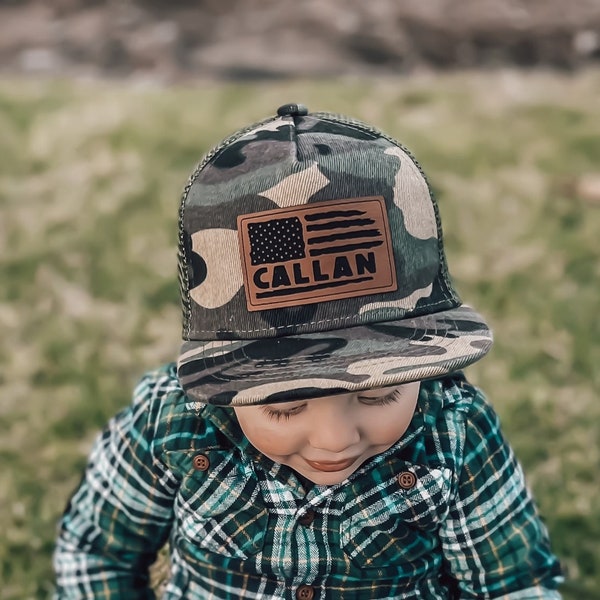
[
  {"x1": 439, "y1": 385, "x2": 564, "y2": 599},
  {"x1": 53, "y1": 368, "x2": 181, "y2": 599}
]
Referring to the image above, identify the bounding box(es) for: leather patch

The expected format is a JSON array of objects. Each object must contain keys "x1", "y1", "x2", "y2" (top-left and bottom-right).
[{"x1": 237, "y1": 196, "x2": 397, "y2": 311}]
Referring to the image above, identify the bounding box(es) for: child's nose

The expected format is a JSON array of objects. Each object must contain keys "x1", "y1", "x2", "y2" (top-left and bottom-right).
[{"x1": 308, "y1": 406, "x2": 360, "y2": 453}]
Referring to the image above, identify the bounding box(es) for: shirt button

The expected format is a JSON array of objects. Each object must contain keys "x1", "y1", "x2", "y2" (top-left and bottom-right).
[
  {"x1": 296, "y1": 584, "x2": 316, "y2": 600},
  {"x1": 298, "y1": 509, "x2": 316, "y2": 527},
  {"x1": 398, "y1": 471, "x2": 417, "y2": 489},
  {"x1": 192, "y1": 453, "x2": 210, "y2": 471}
]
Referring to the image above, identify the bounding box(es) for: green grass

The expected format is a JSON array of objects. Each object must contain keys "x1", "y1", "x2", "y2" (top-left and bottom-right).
[{"x1": 1, "y1": 70, "x2": 599, "y2": 598}]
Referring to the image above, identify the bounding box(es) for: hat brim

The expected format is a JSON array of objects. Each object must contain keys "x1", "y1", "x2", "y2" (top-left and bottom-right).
[{"x1": 177, "y1": 305, "x2": 492, "y2": 406}]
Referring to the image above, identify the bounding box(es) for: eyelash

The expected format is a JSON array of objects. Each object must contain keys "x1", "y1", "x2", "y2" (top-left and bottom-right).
[
  {"x1": 359, "y1": 390, "x2": 401, "y2": 406},
  {"x1": 262, "y1": 391, "x2": 401, "y2": 421},
  {"x1": 262, "y1": 404, "x2": 306, "y2": 421}
]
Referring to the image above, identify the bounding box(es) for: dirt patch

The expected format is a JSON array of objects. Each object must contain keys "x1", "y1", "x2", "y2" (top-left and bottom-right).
[{"x1": 2, "y1": 0, "x2": 600, "y2": 81}]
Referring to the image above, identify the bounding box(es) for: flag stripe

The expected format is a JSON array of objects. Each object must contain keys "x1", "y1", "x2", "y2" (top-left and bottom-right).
[
  {"x1": 304, "y1": 209, "x2": 366, "y2": 221},
  {"x1": 307, "y1": 229, "x2": 382, "y2": 245},
  {"x1": 306, "y1": 218, "x2": 376, "y2": 232},
  {"x1": 309, "y1": 240, "x2": 384, "y2": 257}
]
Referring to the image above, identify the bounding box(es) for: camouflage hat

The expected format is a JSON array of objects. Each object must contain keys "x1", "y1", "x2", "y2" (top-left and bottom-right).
[{"x1": 176, "y1": 103, "x2": 492, "y2": 406}]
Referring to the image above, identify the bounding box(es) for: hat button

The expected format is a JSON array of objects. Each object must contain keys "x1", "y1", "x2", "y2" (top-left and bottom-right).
[{"x1": 277, "y1": 103, "x2": 308, "y2": 117}]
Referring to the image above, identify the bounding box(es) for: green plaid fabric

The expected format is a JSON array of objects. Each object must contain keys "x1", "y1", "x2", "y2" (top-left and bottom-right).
[{"x1": 54, "y1": 364, "x2": 563, "y2": 599}]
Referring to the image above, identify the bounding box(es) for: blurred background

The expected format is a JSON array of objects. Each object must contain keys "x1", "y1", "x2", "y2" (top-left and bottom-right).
[
  {"x1": 2, "y1": 0, "x2": 600, "y2": 80},
  {"x1": 1, "y1": 1, "x2": 599, "y2": 598}
]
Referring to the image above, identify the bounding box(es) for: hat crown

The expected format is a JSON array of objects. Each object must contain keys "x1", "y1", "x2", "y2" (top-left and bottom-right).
[{"x1": 178, "y1": 109, "x2": 459, "y2": 342}]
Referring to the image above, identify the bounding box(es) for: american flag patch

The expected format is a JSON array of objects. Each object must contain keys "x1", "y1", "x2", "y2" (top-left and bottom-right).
[{"x1": 238, "y1": 196, "x2": 397, "y2": 311}]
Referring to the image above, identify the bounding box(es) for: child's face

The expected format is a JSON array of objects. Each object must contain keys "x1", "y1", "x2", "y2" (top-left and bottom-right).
[{"x1": 234, "y1": 382, "x2": 420, "y2": 485}]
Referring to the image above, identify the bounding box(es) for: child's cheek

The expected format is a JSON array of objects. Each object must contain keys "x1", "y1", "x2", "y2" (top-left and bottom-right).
[
  {"x1": 362, "y1": 406, "x2": 416, "y2": 446},
  {"x1": 377, "y1": 422, "x2": 411, "y2": 446},
  {"x1": 266, "y1": 429, "x2": 302, "y2": 457},
  {"x1": 243, "y1": 422, "x2": 302, "y2": 458}
]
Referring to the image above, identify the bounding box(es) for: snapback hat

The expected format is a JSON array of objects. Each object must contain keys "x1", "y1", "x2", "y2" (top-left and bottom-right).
[{"x1": 176, "y1": 103, "x2": 492, "y2": 406}]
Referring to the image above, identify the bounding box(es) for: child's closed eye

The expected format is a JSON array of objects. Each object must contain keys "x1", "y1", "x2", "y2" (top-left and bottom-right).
[
  {"x1": 261, "y1": 403, "x2": 307, "y2": 421},
  {"x1": 358, "y1": 389, "x2": 403, "y2": 406}
]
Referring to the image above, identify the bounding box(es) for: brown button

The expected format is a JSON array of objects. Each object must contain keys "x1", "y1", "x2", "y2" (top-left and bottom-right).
[
  {"x1": 398, "y1": 471, "x2": 417, "y2": 489},
  {"x1": 296, "y1": 585, "x2": 315, "y2": 600},
  {"x1": 298, "y1": 509, "x2": 316, "y2": 527},
  {"x1": 192, "y1": 453, "x2": 210, "y2": 471}
]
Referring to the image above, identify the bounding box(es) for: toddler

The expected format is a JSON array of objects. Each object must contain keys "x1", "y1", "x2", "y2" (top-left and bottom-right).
[{"x1": 54, "y1": 103, "x2": 563, "y2": 599}]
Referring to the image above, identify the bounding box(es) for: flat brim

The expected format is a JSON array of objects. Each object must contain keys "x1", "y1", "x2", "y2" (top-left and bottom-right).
[{"x1": 176, "y1": 305, "x2": 492, "y2": 406}]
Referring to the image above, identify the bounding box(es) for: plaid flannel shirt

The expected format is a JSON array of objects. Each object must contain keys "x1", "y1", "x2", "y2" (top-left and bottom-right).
[{"x1": 54, "y1": 364, "x2": 563, "y2": 599}]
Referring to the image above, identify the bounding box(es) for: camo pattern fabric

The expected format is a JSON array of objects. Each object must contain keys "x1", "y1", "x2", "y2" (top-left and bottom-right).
[{"x1": 176, "y1": 108, "x2": 493, "y2": 405}]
